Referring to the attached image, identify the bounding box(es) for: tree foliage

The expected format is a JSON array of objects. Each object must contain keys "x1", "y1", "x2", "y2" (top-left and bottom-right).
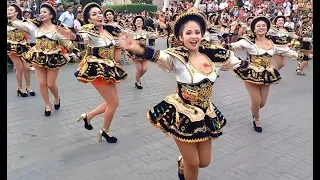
[{"x1": 130, "y1": 0, "x2": 153, "y2": 4}]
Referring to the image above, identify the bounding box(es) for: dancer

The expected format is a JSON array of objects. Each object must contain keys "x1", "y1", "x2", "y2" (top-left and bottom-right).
[
  {"x1": 225, "y1": 16, "x2": 304, "y2": 133},
  {"x1": 119, "y1": 12, "x2": 249, "y2": 180},
  {"x1": 12, "y1": 1, "x2": 78, "y2": 116},
  {"x1": 296, "y1": 16, "x2": 313, "y2": 75},
  {"x1": 126, "y1": 15, "x2": 158, "y2": 89},
  {"x1": 268, "y1": 15, "x2": 299, "y2": 71},
  {"x1": 103, "y1": 8, "x2": 122, "y2": 64},
  {"x1": 7, "y1": 3, "x2": 35, "y2": 97},
  {"x1": 57, "y1": 2, "x2": 128, "y2": 143}
]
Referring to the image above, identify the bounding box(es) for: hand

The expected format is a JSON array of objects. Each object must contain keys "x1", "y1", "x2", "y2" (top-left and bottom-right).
[
  {"x1": 56, "y1": 26, "x2": 74, "y2": 40},
  {"x1": 119, "y1": 32, "x2": 136, "y2": 51},
  {"x1": 308, "y1": 54, "x2": 313, "y2": 59}
]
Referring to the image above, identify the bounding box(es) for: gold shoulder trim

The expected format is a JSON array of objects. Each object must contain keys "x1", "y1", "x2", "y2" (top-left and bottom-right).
[
  {"x1": 164, "y1": 46, "x2": 189, "y2": 65},
  {"x1": 199, "y1": 44, "x2": 231, "y2": 65},
  {"x1": 79, "y1": 24, "x2": 99, "y2": 36}
]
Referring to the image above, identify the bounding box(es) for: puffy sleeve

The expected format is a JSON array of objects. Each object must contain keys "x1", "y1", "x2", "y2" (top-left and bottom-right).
[
  {"x1": 12, "y1": 20, "x2": 37, "y2": 34},
  {"x1": 56, "y1": 33, "x2": 80, "y2": 53},
  {"x1": 74, "y1": 32, "x2": 91, "y2": 44},
  {"x1": 199, "y1": 44, "x2": 248, "y2": 71},
  {"x1": 154, "y1": 50, "x2": 175, "y2": 72},
  {"x1": 224, "y1": 38, "x2": 252, "y2": 51},
  {"x1": 275, "y1": 47, "x2": 305, "y2": 60}
]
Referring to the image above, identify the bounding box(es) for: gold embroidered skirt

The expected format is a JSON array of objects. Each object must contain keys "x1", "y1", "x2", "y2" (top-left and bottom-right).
[
  {"x1": 22, "y1": 47, "x2": 69, "y2": 69},
  {"x1": 74, "y1": 56, "x2": 128, "y2": 85},
  {"x1": 147, "y1": 94, "x2": 226, "y2": 143},
  {"x1": 7, "y1": 42, "x2": 28, "y2": 56},
  {"x1": 233, "y1": 65, "x2": 281, "y2": 85}
]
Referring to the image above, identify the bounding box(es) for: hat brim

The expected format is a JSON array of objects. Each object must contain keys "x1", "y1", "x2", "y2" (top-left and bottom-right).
[
  {"x1": 82, "y1": 2, "x2": 101, "y2": 24},
  {"x1": 273, "y1": 15, "x2": 285, "y2": 24},
  {"x1": 250, "y1": 16, "x2": 271, "y2": 32},
  {"x1": 173, "y1": 12, "x2": 207, "y2": 38},
  {"x1": 133, "y1": 15, "x2": 144, "y2": 24},
  {"x1": 40, "y1": 3, "x2": 57, "y2": 21},
  {"x1": 103, "y1": 8, "x2": 115, "y2": 17},
  {"x1": 10, "y1": 3, "x2": 23, "y2": 20},
  {"x1": 246, "y1": 16, "x2": 254, "y2": 22}
]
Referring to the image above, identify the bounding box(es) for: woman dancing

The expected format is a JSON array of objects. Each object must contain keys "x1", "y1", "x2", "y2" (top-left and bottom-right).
[
  {"x1": 126, "y1": 15, "x2": 158, "y2": 89},
  {"x1": 7, "y1": 3, "x2": 35, "y2": 97},
  {"x1": 226, "y1": 16, "x2": 303, "y2": 132},
  {"x1": 12, "y1": 1, "x2": 78, "y2": 116},
  {"x1": 103, "y1": 8, "x2": 122, "y2": 64},
  {"x1": 268, "y1": 15, "x2": 299, "y2": 71},
  {"x1": 296, "y1": 16, "x2": 313, "y2": 75},
  {"x1": 119, "y1": 11, "x2": 249, "y2": 180},
  {"x1": 57, "y1": 2, "x2": 128, "y2": 143}
]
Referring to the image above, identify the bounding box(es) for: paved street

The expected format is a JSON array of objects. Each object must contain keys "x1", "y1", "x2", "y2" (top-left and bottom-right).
[{"x1": 7, "y1": 38, "x2": 313, "y2": 180}]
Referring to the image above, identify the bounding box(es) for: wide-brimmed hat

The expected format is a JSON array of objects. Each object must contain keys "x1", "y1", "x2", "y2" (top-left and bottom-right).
[
  {"x1": 273, "y1": 15, "x2": 285, "y2": 24},
  {"x1": 173, "y1": 11, "x2": 207, "y2": 38},
  {"x1": 103, "y1": 8, "x2": 115, "y2": 17},
  {"x1": 133, "y1": 15, "x2": 144, "y2": 25},
  {"x1": 246, "y1": 16, "x2": 254, "y2": 22},
  {"x1": 40, "y1": 1, "x2": 57, "y2": 22},
  {"x1": 250, "y1": 16, "x2": 271, "y2": 32},
  {"x1": 82, "y1": 2, "x2": 101, "y2": 24}
]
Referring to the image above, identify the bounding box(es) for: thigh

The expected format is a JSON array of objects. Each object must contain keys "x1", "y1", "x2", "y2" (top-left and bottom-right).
[
  {"x1": 46, "y1": 68, "x2": 60, "y2": 85},
  {"x1": 197, "y1": 140, "x2": 212, "y2": 165},
  {"x1": 34, "y1": 66, "x2": 47, "y2": 85},
  {"x1": 244, "y1": 82, "x2": 262, "y2": 102},
  {"x1": 259, "y1": 85, "x2": 270, "y2": 105},
  {"x1": 21, "y1": 59, "x2": 30, "y2": 71},
  {"x1": 141, "y1": 60, "x2": 148, "y2": 70},
  {"x1": 132, "y1": 59, "x2": 142, "y2": 69},
  {"x1": 175, "y1": 139, "x2": 199, "y2": 167},
  {"x1": 94, "y1": 83, "x2": 118, "y2": 105},
  {"x1": 9, "y1": 55, "x2": 23, "y2": 70}
]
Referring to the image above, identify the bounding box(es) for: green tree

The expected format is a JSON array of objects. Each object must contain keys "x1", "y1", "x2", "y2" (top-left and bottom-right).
[{"x1": 130, "y1": 0, "x2": 153, "y2": 4}]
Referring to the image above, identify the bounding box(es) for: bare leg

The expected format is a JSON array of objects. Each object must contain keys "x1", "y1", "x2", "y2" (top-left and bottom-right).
[
  {"x1": 46, "y1": 68, "x2": 60, "y2": 104},
  {"x1": 34, "y1": 67, "x2": 50, "y2": 110},
  {"x1": 175, "y1": 139, "x2": 200, "y2": 180}
]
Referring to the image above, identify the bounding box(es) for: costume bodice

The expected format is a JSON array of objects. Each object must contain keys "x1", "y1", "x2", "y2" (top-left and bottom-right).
[{"x1": 177, "y1": 78, "x2": 214, "y2": 110}]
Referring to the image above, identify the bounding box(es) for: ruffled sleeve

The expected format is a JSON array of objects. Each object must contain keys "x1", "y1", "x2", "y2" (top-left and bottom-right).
[{"x1": 12, "y1": 19, "x2": 37, "y2": 34}]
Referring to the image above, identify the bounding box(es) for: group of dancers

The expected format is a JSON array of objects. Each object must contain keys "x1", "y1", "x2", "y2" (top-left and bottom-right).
[{"x1": 7, "y1": 1, "x2": 312, "y2": 179}]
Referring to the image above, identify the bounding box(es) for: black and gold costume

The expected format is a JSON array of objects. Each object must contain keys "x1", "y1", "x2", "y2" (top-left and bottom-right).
[
  {"x1": 7, "y1": 19, "x2": 29, "y2": 55},
  {"x1": 267, "y1": 25, "x2": 299, "y2": 56},
  {"x1": 126, "y1": 25, "x2": 158, "y2": 60},
  {"x1": 131, "y1": 44, "x2": 248, "y2": 142},
  {"x1": 298, "y1": 22, "x2": 313, "y2": 61},
  {"x1": 73, "y1": 24, "x2": 127, "y2": 84},
  {"x1": 226, "y1": 33, "x2": 301, "y2": 85},
  {"x1": 12, "y1": 20, "x2": 78, "y2": 69}
]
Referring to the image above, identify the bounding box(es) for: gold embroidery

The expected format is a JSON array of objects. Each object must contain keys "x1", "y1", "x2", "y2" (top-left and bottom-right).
[
  {"x1": 36, "y1": 38, "x2": 57, "y2": 50},
  {"x1": 7, "y1": 31, "x2": 25, "y2": 41},
  {"x1": 96, "y1": 46, "x2": 115, "y2": 59},
  {"x1": 180, "y1": 81, "x2": 213, "y2": 109},
  {"x1": 250, "y1": 55, "x2": 272, "y2": 68},
  {"x1": 164, "y1": 94, "x2": 217, "y2": 122}
]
